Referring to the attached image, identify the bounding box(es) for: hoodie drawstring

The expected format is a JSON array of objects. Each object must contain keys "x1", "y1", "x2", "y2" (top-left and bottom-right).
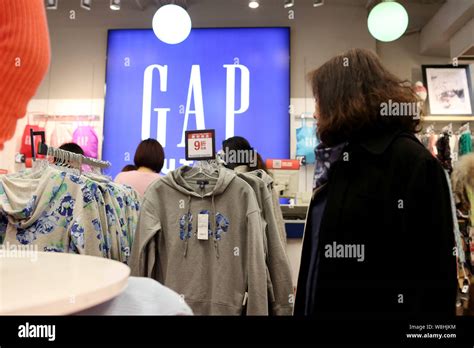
[
  {"x1": 211, "y1": 193, "x2": 219, "y2": 259},
  {"x1": 184, "y1": 195, "x2": 192, "y2": 257}
]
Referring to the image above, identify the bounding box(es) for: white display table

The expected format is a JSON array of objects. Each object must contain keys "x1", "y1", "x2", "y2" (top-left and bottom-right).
[{"x1": 0, "y1": 252, "x2": 130, "y2": 315}]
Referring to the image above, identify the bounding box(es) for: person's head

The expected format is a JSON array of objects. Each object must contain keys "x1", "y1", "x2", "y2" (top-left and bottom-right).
[
  {"x1": 309, "y1": 48, "x2": 421, "y2": 146},
  {"x1": 59, "y1": 143, "x2": 84, "y2": 155},
  {"x1": 134, "y1": 138, "x2": 165, "y2": 173},
  {"x1": 222, "y1": 136, "x2": 267, "y2": 172},
  {"x1": 121, "y1": 164, "x2": 137, "y2": 172}
]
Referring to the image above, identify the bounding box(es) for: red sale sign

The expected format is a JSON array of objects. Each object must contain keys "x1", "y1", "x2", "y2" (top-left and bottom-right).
[{"x1": 185, "y1": 130, "x2": 216, "y2": 161}]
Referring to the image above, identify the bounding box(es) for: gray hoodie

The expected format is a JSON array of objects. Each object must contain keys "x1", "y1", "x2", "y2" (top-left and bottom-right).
[
  {"x1": 129, "y1": 166, "x2": 268, "y2": 315},
  {"x1": 237, "y1": 172, "x2": 294, "y2": 315},
  {"x1": 249, "y1": 170, "x2": 287, "y2": 246}
]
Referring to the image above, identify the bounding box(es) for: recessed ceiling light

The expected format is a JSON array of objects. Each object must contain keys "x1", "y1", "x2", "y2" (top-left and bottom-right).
[
  {"x1": 110, "y1": 0, "x2": 120, "y2": 10},
  {"x1": 313, "y1": 0, "x2": 324, "y2": 7},
  {"x1": 46, "y1": 0, "x2": 58, "y2": 10},
  {"x1": 80, "y1": 0, "x2": 92, "y2": 10},
  {"x1": 249, "y1": 0, "x2": 259, "y2": 9}
]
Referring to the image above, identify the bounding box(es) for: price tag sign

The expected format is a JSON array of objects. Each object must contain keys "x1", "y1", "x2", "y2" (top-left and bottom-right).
[{"x1": 185, "y1": 130, "x2": 216, "y2": 161}]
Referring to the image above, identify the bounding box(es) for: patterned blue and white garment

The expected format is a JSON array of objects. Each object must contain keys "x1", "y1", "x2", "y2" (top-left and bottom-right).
[{"x1": 0, "y1": 166, "x2": 140, "y2": 264}]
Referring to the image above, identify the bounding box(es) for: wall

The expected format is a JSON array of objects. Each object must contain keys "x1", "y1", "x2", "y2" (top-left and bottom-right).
[
  {"x1": 36, "y1": 0, "x2": 375, "y2": 100},
  {"x1": 0, "y1": 99, "x2": 104, "y2": 174},
  {"x1": 377, "y1": 32, "x2": 450, "y2": 83}
]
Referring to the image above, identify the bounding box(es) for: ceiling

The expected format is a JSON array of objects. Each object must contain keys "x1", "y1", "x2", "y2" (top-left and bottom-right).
[
  {"x1": 398, "y1": 0, "x2": 446, "y2": 33},
  {"x1": 131, "y1": 0, "x2": 446, "y2": 33},
  {"x1": 49, "y1": 0, "x2": 467, "y2": 57}
]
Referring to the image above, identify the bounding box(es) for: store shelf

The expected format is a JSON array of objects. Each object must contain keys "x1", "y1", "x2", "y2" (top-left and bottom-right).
[{"x1": 423, "y1": 116, "x2": 474, "y2": 122}]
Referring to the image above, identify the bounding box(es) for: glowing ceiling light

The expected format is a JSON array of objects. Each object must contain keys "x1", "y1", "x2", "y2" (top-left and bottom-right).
[
  {"x1": 284, "y1": 0, "x2": 294, "y2": 8},
  {"x1": 110, "y1": 0, "x2": 120, "y2": 11},
  {"x1": 368, "y1": 1, "x2": 409, "y2": 42},
  {"x1": 249, "y1": 0, "x2": 259, "y2": 9},
  {"x1": 152, "y1": 4, "x2": 192, "y2": 45}
]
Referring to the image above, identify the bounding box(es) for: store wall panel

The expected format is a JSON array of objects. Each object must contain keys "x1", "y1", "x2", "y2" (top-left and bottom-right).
[
  {"x1": 34, "y1": 0, "x2": 375, "y2": 101},
  {"x1": 377, "y1": 33, "x2": 451, "y2": 83},
  {"x1": 0, "y1": 99, "x2": 104, "y2": 174}
]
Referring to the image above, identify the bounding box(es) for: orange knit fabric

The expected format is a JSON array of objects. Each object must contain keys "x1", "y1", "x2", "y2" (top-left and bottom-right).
[{"x1": 0, "y1": 0, "x2": 50, "y2": 151}]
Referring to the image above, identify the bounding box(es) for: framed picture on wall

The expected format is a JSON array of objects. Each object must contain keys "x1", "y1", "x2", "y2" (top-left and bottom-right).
[{"x1": 422, "y1": 65, "x2": 474, "y2": 115}]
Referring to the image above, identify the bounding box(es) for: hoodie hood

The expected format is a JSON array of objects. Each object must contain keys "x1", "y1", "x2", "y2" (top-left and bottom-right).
[
  {"x1": 248, "y1": 169, "x2": 274, "y2": 188},
  {"x1": 161, "y1": 166, "x2": 236, "y2": 198},
  {"x1": 0, "y1": 167, "x2": 65, "y2": 229}
]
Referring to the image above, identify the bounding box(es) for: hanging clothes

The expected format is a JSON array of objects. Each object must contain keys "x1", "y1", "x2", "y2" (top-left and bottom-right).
[
  {"x1": 420, "y1": 134, "x2": 430, "y2": 149},
  {"x1": 428, "y1": 133, "x2": 438, "y2": 157},
  {"x1": 451, "y1": 153, "x2": 474, "y2": 270},
  {"x1": 459, "y1": 131, "x2": 473, "y2": 157},
  {"x1": 237, "y1": 172, "x2": 294, "y2": 316},
  {"x1": 50, "y1": 122, "x2": 74, "y2": 148},
  {"x1": 248, "y1": 169, "x2": 287, "y2": 245},
  {"x1": 0, "y1": 167, "x2": 104, "y2": 255},
  {"x1": 0, "y1": 166, "x2": 140, "y2": 264},
  {"x1": 130, "y1": 166, "x2": 269, "y2": 315},
  {"x1": 84, "y1": 173, "x2": 140, "y2": 264},
  {"x1": 72, "y1": 125, "x2": 99, "y2": 159},
  {"x1": 436, "y1": 132, "x2": 453, "y2": 174},
  {"x1": 450, "y1": 134, "x2": 458, "y2": 163},
  {"x1": 296, "y1": 121, "x2": 318, "y2": 164}
]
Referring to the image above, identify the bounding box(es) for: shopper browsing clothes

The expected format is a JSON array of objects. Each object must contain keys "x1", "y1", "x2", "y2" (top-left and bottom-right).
[
  {"x1": 115, "y1": 138, "x2": 165, "y2": 196},
  {"x1": 221, "y1": 136, "x2": 268, "y2": 172},
  {"x1": 58, "y1": 142, "x2": 85, "y2": 155},
  {"x1": 294, "y1": 48, "x2": 457, "y2": 318}
]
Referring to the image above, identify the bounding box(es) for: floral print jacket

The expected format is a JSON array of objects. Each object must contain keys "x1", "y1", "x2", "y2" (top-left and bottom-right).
[{"x1": 0, "y1": 167, "x2": 140, "y2": 264}]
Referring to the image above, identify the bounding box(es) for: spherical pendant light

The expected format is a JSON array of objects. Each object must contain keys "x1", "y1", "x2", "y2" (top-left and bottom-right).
[
  {"x1": 368, "y1": 1, "x2": 409, "y2": 42},
  {"x1": 152, "y1": 4, "x2": 192, "y2": 45}
]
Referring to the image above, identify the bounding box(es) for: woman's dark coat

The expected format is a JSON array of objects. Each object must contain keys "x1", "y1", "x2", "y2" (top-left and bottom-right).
[{"x1": 295, "y1": 130, "x2": 457, "y2": 318}]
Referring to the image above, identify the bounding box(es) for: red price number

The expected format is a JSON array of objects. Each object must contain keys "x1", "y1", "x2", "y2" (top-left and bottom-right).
[{"x1": 194, "y1": 140, "x2": 207, "y2": 151}]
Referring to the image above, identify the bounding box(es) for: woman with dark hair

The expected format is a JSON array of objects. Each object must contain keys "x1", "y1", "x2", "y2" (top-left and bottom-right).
[
  {"x1": 59, "y1": 142, "x2": 84, "y2": 155},
  {"x1": 55, "y1": 143, "x2": 84, "y2": 168},
  {"x1": 294, "y1": 49, "x2": 456, "y2": 318},
  {"x1": 115, "y1": 139, "x2": 165, "y2": 196},
  {"x1": 222, "y1": 136, "x2": 267, "y2": 173},
  {"x1": 121, "y1": 164, "x2": 137, "y2": 172}
]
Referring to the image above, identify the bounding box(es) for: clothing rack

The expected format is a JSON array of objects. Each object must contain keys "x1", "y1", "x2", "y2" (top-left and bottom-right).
[
  {"x1": 294, "y1": 112, "x2": 315, "y2": 120},
  {"x1": 38, "y1": 143, "x2": 110, "y2": 169},
  {"x1": 441, "y1": 123, "x2": 453, "y2": 134},
  {"x1": 459, "y1": 122, "x2": 470, "y2": 133},
  {"x1": 29, "y1": 129, "x2": 45, "y2": 161},
  {"x1": 31, "y1": 114, "x2": 100, "y2": 122},
  {"x1": 29, "y1": 129, "x2": 110, "y2": 169},
  {"x1": 425, "y1": 124, "x2": 435, "y2": 134}
]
